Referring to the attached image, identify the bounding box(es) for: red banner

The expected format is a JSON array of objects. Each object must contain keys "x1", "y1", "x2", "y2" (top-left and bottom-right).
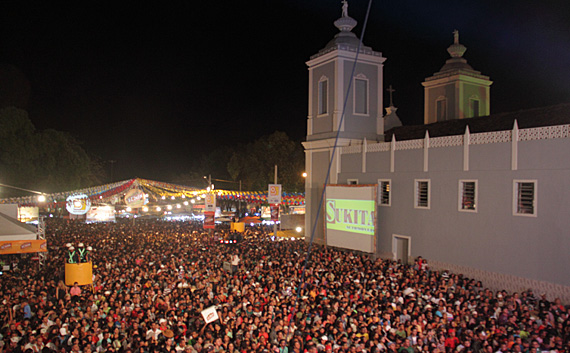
[
  {"x1": 0, "y1": 240, "x2": 47, "y2": 255},
  {"x1": 204, "y1": 211, "x2": 215, "y2": 229},
  {"x1": 271, "y1": 205, "x2": 279, "y2": 222}
]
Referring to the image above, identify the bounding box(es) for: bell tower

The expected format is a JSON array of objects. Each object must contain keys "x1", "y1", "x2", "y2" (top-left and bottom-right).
[
  {"x1": 302, "y1": 1, "x2": 385, "y2": 244},
  {"x1": 422, "y1": 30, "x2": 492, "y2": 124}
]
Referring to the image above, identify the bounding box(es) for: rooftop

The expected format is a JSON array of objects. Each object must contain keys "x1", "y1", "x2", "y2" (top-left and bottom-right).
[{"x1": 385, "y1": 103, "x2": 570, "y2": 142}]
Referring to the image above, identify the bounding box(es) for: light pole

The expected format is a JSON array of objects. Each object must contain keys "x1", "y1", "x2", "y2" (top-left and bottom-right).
[
  {"x1": 204, "y1": 177, "x2": 243, "y2": 218},
  {"x1": 273, "y1": 165, "x2": 278, "y2": 237}
]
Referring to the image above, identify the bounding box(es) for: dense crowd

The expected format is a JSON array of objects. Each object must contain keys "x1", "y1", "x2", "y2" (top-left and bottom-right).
[{"x1": 0, "y1": 219, "x2": 568, "y2": 353}]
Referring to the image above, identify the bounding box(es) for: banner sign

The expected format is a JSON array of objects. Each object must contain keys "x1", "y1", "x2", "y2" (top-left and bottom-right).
[
  {"x1": 268, "y1": 184, "x2": 282, "y2": 204},
  {"x1": 66, "y1": 194, "x2": 91, "y2": 215},
  {"x1": 205, "y1": 194, "x2": 216, "y2": 213},
  {"x1": 0, "y1": 240, "x2": 47, "y2": 255},
  {"x1": 86, "y1": 206, "x2": 116, "y2": 223},
  {"x1": 326, "y1": 198, "x2": 375, "y2": 235},
  {"x1": 201, "y1": 306, "x2": 219, "y2": 324},
  {"x1": 204, "y1": 211, "x2": 215, "y2": 229},
  {"x1": 271, "y1": 205, "x2": 279, "y2": 222},
  {"x1": 124, "y1": 188, "x2": 147, "y2": 208}
]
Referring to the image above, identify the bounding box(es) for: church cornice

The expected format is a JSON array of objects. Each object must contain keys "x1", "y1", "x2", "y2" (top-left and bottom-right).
[
  {"x1": 423, "y1": 70, "x2": 492, "y2": 86},
  {"x1": 307, "y1": 49, "x2": 385, "y2": 68},
  {"x1": 310, "y1": 44, "x2": 383, "y2": 61}
]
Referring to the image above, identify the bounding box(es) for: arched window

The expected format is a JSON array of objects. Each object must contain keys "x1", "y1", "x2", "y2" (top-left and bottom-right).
[
  {"x1": 436, "y1": 97, "x2": 447, "y2": 121},
  {"x1": 469, "y1": 96, "x2": 480, "y2": 118},
  {"x1": 318, "y1": 76, "x2": 328, "y2": 115},
  {"x1": 354, "y1": 74, "x2": 369, "y2": 115}
]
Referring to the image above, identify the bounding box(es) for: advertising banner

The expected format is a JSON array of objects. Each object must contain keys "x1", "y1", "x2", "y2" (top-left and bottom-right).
[
  {"x1": 204, "y1": 211, "x2": 215, "y2": 229},
  {"x1": 268, "y1": 184, "x2": 282, "y2": 204},
  {"x1": 326, "y1": 199, "x2": 375, "y2": 235},
  {"x1": 0, "y1": 240, "x2": 47, "y2": 255},
  {"x1": 205, "y1": 194, "x2": 216, "y2": 213},
  {"x1": 86, "y1": 206, "x2": 116, "y2": 223},
  {"x1": 201, "y1": 306, "x2": 219, "y2": 324},
  {"x1": 66, "y1": 194, "x2": 91, "y2": 215},
  {"x1": 124, "y1": 189, "x2": 147, "y2": 208},
  {"x1": 271, "y1": 205, "x2": 279, "y2": 222},
  {"x1": 325, "y1": 185, "x2": 377, "y2": 253}
]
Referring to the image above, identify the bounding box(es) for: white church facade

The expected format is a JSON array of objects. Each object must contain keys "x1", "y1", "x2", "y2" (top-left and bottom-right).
[{"x1": 303, "y1": 3, "x2": 570, "y2": 302}]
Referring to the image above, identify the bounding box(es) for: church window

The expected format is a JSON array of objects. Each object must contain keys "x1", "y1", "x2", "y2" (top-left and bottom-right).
[
  {"x1": 436, "y1": 98, "x2": 447, "y2": 121},
  {"x1": 470, "y1": 98, "x2": 480, "y2": 118},
  {"x1": 378, "y1": 179, "x2": 391, "y2": 206},
  {"x1": 459, "y1": 180, "x2": 477, "y2": 212},
  {"x1": 354, "y1": 77, "x2": 369, "y2": 115},
  {"x1": 415, "y1": 179, "x2": 430, "y2": 209},
  {"x1": 318, "y1": 78, "x2": 328, "y2": 115},
  {"x1": 514, "y1": 180, "x2": 537, "y2": 216}
]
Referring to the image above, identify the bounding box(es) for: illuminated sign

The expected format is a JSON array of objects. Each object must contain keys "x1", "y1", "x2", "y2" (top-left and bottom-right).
[
  {"x1": 124, "y1": 189, "x2": 147, "y2": 208},
  {"x1": 268, "y1": 184, "x2": 282, "y2": 204},
  {"x1": 87, "y1": 206, "x2": 116, "y2": 223},
  {"x1": 324, "y1": 185, "x2": 377, "y2": 254},
  {"x1": 66, "y1": 194, "x2": 91, "y2": 215},
  {"x1": 205, "y1": 194, "x2": 216, "y2": 212},
  {"x1": 326, "y1": 199, "x2": 375, "y2": 236}
]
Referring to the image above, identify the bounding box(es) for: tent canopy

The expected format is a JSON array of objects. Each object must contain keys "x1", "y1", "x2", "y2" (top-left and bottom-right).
[{"x1": 0, "y1": 212, "x2": 37, "y2": 241}]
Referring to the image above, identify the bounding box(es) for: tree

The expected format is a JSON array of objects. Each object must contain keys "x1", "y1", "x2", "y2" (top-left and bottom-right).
[
  {"x1": 0, "y1": 107, "x2": 39, "y2": 190},
  {"x1": 227, "y1": 131, "x2": 304, "y2": 192},
  {"x1": 169, "y1": 147, "x2": 233, "y2": 188},
  {"x1": 0, "y1": 107, "x2": 100, "y2": 196},
  {"x1": 34, "y1": 129, "x2": 98, "y2": 192}
]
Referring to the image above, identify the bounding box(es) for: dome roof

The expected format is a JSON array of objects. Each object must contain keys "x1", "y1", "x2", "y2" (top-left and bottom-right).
[
  {"x1": 311, "y1": 1, "x2": 378, "y2": 59},
  {"x1": 428, "y1": 30, "x2": 489, "y2": 81}
]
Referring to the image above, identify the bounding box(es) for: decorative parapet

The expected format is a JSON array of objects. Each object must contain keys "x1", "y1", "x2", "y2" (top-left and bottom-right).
[
  {"x1": 340, "y1": 123, "x2": 570, "y2": 155},
  {"x1": 470, "y1": 130, "x2": 512, "y2": 145},
  {"x1": 396, "y1": 139, "x2": 424, "y2": 150},
  {"x1": 430, "y1": 135, "x2": 463, "y2": 148},
  {"x1": 519, "y1": 124, "x2": 570, "y2": 141},
  {"x1": 367, "y1": 142, "x2": 390, "y2": 152}
]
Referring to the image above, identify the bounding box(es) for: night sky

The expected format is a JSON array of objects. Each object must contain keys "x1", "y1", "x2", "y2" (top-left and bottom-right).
[{"x1": 1, "y1": 0, "x2": 569, "y2": 183}]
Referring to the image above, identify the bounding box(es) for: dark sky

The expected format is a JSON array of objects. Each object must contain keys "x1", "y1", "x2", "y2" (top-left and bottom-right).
[{"x1": 1, "y1": 0, "x2": 569, "y2": 183}]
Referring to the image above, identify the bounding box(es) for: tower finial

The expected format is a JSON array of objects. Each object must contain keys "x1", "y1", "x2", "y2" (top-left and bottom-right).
[
  {"x1": 447, "y1": 29, "x2": 466, "y2": 58},
  {"x1": 334, "y1": 0, "x2": 357, "y2": 33}
]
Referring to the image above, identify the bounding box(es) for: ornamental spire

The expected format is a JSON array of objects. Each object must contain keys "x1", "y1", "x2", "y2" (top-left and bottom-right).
[
  {"x1": 334, "y1": 0, "x2": 357, "y2": 33},
  {"x1": 447, "y1": 29, "x2": 467, "y2": 58}
]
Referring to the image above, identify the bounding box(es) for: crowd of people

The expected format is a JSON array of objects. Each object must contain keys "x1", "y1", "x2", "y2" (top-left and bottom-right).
[{"x1": 0, "y1": 219, "x2": 568, "y2": 353}]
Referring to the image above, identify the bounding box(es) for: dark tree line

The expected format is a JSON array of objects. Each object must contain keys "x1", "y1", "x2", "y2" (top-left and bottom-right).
[
  {"x1": 0, "y1": 107, "x2": 102, "y2": 197},
  {"x1": 171, "y1": 131, "x2": 305, "y2": 193},
  {"x1": 1, "y1": 107, "x2": 304, "y2": 198}
]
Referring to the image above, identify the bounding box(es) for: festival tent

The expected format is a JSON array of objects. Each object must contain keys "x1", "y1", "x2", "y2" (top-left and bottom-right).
[
  {"x1": 0, "y1": 211, "x2": 37, "y2": 241},
  {"x1": 0, "y1": 178, "x2": 305, "y2": 208},
  {"x1": 0, "y1": 211, "x2": 46, "y2": 255}
]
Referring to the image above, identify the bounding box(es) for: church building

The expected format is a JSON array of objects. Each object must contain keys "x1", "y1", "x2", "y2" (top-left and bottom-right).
[{"x1": 303, "y1": 2, "x2": 570, "y2": 301}]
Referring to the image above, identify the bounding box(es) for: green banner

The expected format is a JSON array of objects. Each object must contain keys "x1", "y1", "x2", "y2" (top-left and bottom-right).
[{"x1": 326, "y1": 199, "x2": 375, "y2": 235}]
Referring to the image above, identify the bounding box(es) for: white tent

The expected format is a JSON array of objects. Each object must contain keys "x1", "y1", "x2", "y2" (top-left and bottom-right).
[{"x1": 0, "y1": 211, "x2": 37, "y2": 241}]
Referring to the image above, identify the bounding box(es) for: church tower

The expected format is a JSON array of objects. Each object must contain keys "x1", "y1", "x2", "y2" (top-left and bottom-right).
[
  {"x1": 303, "y1": 1, "x2": 385, "y2": 244},
  {"x1": 422, "y1": 31, "x2": 492, "y2": 124}
]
